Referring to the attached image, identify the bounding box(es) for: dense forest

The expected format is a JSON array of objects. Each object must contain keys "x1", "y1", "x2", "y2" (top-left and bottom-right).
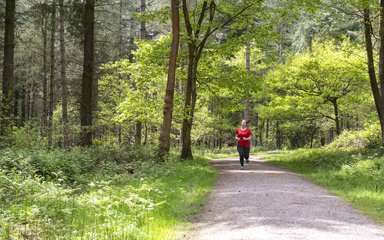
[
  {"x1": 2, "y1": 0, "x2": 381, "y2": 154},
  {"x1": 2, "y1": 0, "x2": 384, "y2": 239}
]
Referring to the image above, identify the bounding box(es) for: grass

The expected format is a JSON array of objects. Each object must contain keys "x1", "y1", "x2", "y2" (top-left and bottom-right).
[
  {"x1": 264, "y1": 147, "x2": 384, "y2": 224},
  {"x1": 0, "y1": 147, "x2": 219, "y2": 239}
]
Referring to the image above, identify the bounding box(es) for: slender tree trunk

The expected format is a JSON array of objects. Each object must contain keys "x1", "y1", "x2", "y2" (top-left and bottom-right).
[
  {"x1": 364, "y1": 9, "x2": 384, "y2": 144},
  {"x1": 80, "y1": 0, "x2": 95, "y2": 146},
  {"x1": 380, "y1": 0, "x2": 384, "y2": 103},
  {"x1": 181, "y1": 0, "x2": 214, "y2": 160},
  {"x1": 158, "y1": 0, "x2": 180, "y2": 159},
  {"x1": 29, "y1": 79, "x2": 35, "y2": 120},
  {"x1": 1, "y1": 0, "x2": 16, "y2": 138},
  {"x1": 48, "y1": 1, "x2": 56, "y2": 147},
  {"x1": 244, "y1": 41, "x2": 251, "y2": 120},
  {"x1": 59, "y1": 0, "x2": 69, "y2": 147},
  {"x1": 117, "y1": 0, "x2": 123, "y2": 147},
  {"x1": 134, "y1": 0, "x2": 147, "y2": 145},
  {"x1": 140, "y1": 0, "x2": 146, "y2": 39},
  {"x1": 42, "y1": 3, "x2": 49, "y2": 135},
  {"x1": 275, "y1": 121, "x2": 282, "y2": 149},
  {"x1": 331, "y1": 98, "x2": 340, "y2": 136}
]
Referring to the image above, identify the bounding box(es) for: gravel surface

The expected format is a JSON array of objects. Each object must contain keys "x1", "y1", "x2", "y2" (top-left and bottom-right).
[{"x1": 183, "y1": 156, "x2": 384, "y2": 240}]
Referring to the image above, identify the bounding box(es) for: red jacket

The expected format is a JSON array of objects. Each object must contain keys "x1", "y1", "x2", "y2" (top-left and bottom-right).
[{"x1": 236, "y1": 128, "x2": 252, "y2": 147}]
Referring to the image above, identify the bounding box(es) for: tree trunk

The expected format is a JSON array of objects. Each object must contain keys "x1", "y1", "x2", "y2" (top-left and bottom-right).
[
  {"x1": 181, "y1": 41, "x2": 196, "y2": 160},
  {"x1": 59, "y1": 0, "x2": 69, "y2": 147},
  {"x1": 181, "y1": 0, "x2": 214, "y2": 160},
  {"x1": 116, "y1": 0, "x2": 123, "y2": 147},
  {"x1": 133, "y1": 0, "x2": 148, "y2": 146},
  {"x1": 364, "y1": 9, "x2": 384, "y2": 144},
  {"x1": 331, "y1": 98, "x2": 340, "y2": 136},
  {"x1": 244, "y1": 41, "x2": 251, "y2": 121},
  {"x1": 1, "y1": 0, "x2": 16, "y2": 138},
  {"x1": 80, "y1": 0, "x2": 95, "y2": 146},
  {"x1": 42, "y1": 3, "x2": 49, "y2": 135},
  {"x1": 48, "y1": 1, "x2": 56, "y2": 147},
  {"x1": 275, "y1": 121, "x2": 282, "y2": 149},
  {"x1": 158, "y1": 0, "x2": 180, "y2": 159},
  {"x1": 380, "y1": 0, "x2": 384, "y2": 103}
]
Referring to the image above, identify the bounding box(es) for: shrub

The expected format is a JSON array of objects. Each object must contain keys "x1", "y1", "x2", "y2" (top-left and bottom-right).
[{"x1": 327, "y1": 130, "x2": 365, "y2": 149}]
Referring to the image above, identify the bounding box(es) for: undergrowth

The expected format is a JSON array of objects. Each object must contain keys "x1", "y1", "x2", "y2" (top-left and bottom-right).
[{"x1": 0, "y1": 146, "x2": 218, "y2": 239}]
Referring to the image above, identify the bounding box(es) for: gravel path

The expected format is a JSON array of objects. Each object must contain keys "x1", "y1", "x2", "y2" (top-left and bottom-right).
[{"x1": 184, "y1": 156, "x2": 384, "y2": 240}]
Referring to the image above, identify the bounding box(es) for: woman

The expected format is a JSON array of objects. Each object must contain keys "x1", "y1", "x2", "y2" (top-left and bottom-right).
[{"x1": 235, "y1": 119, "x2": 252, "y2": 170}]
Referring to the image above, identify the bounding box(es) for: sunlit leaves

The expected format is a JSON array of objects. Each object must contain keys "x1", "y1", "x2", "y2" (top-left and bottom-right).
[
  {"x1": 99, "y1": 37, "x2": 170, "y2": 126},
  {"x1": 263, "y1": 38, "x2": 370, "y2": 124}
]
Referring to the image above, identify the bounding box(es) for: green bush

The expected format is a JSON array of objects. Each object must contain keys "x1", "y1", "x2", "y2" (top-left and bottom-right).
[
  {"x1": 327, "y1": 130, "x2": 365, "y2": 149},
  {"x1": 325, "y1": 125, "x2": 384, "y2": 150}
]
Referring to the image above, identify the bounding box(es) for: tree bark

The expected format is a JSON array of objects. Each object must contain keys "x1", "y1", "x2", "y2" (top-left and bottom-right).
[
  {"x1": 134, "y1": 0, "x2": 148, "y2": 146},
  {"x1": 80, "y1": 0, "x2": 95, "y2": 146},
  {"x1": 331, "y1": 98, "x2": 340, "y2": 136},
  {"x1": 59, "y1": 0, "x2": 69, "y2": 147},
  {"x1": 1, "y1": 0, "x2": 16, "y2": 138},
  {"x1": 48, "y1": 1, "x2": 56, "y2": 147},
  {"x1": 379, "y1": 0, "x2": 384, "y2": 103},
  {"x1": 364, "y1": 8, "x2": 384, "y2": 144},
  {"x1": 244, "y1": 41, "x2": 251, "y2": 121},
  {"x1": 42, "y1": 2, "x2": 49, "y2": 135},
  {"x1": 158, "y1": 0, "x2": 180, "y2": 159}
]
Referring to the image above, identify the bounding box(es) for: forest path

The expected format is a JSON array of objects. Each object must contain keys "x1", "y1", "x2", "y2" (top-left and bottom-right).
[{"x1": 182, "y1": 156, "x2": 384, "y2": 240}]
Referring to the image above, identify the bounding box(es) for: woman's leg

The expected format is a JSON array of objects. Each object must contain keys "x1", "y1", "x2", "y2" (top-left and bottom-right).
[
  {"x1": 237, "y1": 146, "x2": 245, "y2": 167},
  {"x1": 244, "y1": 146, "x2": 250, "y2": 163}
]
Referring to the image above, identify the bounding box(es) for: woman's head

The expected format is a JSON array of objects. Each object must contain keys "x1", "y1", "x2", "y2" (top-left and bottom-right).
[{"x1": 241, "y1": 119, "x2": 249, "y2": 127}]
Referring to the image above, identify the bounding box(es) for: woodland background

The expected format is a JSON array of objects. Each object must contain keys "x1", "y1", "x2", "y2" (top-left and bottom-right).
[
  {"x1": 1, "y1": 0, "x2": 380, "y2": 154},
  {"x1": 2, "y1": 0, "x2": 384, "y2": 239}
]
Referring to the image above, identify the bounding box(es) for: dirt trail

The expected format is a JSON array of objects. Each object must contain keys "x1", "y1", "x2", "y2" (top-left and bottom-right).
[{"x1": 184, "y1": 156, "x2": 384, "y2": 240}]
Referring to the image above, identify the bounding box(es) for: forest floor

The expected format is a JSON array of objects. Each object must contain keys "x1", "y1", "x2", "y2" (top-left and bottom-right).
[{"x1": 181, "y1": 156, "x2": 384, "y2": 240}]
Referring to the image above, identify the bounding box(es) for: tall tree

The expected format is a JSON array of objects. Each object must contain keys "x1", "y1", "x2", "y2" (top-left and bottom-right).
[
  {"x1": 134, "y1": 0, "x2": 147, "y2": 145},
  {"x1": 41, "y1": 1, "x2": 50, "y2": 135},
  {"x1": 59, "y1": 0, "x2": 69, "y2": 147},
  {"x1": 180, "y1": 0, "x2": 255, "y2": 159},
  {"x1": 1, "y1": 0, "x2": 16, "y2": 138},
  {"x1": 48, "y1": 1, "x2": 56, "y2": 147},
  {"x1": 80, "y1": 0, "x2": 95, "y2": 146},
  {"x1": 158, "y1": 0, "x2": 180, "y2": 159}
]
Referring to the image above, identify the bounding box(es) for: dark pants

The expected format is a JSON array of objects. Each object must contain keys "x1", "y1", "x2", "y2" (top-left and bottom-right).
[{"x1": 237, "y1": 145, "x2": 250, "y2": 166}]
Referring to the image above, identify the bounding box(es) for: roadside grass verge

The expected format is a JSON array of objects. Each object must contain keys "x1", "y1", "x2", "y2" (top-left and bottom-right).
[
  {"x1": 0, "y1": 147, "x2": 218, "y2": 239},
  {"x1": 263, "y1": 148, "x2": 384, "y2": 224}
]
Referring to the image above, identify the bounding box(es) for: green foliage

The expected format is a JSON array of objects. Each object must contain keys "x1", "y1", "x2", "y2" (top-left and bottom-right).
[
  {"x1": 259, "y1": 38, "x2": 371, "y2": 147},
  {"x1": 0, "y1": 146, "x2": 218, "y2": 239},
  {"x1": 327, "y1": 130, "x2": 366, "y2": 149},
  {"x1": 325, "y1": 125, "x2": 382, "y2": 149},
  {"x1": 8, "y1": 123, "x2": 47, "y2": 148}
]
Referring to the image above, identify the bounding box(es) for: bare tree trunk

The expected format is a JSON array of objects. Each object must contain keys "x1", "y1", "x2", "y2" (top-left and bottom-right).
[
  {"x1": 134, "y1": 0, "x2": 148, "y2": 145},
  {"x1": 158, "y1": 0, "x2": 180, "y2": 159},
  {"x1": 244, "y1": 41, "x2": 251, "y2": 121},
  {"x1": 42, "y1": 2, "x2": 49, "y2": 135},
  {"x1": 48, "y1": 1, "x2": 56, "y2": 147},
  {"x1": 364, "y1": 8, "x2": 384, "y2": 144},
  {"x1": 117, "y1": 0, "x2": 123, "y2": 147},
  {"x1": 275, "y1": 121, "x2": 282, "y2": 149},
  {"x1": 331, "y1": 98, "x2": 340, "y2": 136},
  {"x1": 1, "y1": 0, "x2": 16, "y2": 138},
  {"x1": 80, "y1": 0, "x2": 95, "y2": 146},
  {"x1": 59, "y1": 0, "x2": 69, "y2": 147}
]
